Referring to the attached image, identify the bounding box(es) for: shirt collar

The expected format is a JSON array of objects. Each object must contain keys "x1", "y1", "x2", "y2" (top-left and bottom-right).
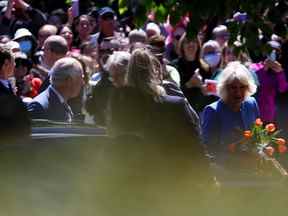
[
  {"x1": 0, "y1": 79, "x2": 10, "y2": 89},
  {"x1": 50, "y1": 85, "x2": 65, "y2": 104}
]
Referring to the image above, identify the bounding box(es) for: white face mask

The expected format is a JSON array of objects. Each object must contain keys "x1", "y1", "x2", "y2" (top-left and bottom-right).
[{"x1": 203, "y1": 53, "x2": 221, "y2": 68}]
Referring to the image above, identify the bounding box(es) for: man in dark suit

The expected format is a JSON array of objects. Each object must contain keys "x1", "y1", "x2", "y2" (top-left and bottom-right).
[
  {"x1": 27, "y1": 57, "x2": 84, "y2": 122},
  {"x1": 0, "y1": 44, "x2": 15, "y2": 96},
  {"x1": 0, "y1": 44, "x2": 31, "y2": 142}
]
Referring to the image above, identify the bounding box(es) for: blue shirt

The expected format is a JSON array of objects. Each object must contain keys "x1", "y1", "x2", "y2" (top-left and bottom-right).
[{"x1": 201, "y1": 97, "x2": 259, "y2": 163}]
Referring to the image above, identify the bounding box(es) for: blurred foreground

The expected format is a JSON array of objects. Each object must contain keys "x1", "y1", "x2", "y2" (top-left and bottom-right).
[{"x1": 0, "y1": 137, "x2": 287, "y2": 216}]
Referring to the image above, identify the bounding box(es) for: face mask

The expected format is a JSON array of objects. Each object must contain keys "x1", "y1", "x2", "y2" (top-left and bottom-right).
[
  {"x1": 19, "y1": 40, "x2": 32, "y2": 54},
  {"x1": 203, "y1": 53, "x2": 221, "y2": 68}
]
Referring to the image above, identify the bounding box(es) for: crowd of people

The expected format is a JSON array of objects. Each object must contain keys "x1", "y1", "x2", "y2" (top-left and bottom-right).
[{"x1": 1, "y1": 0, "x2": 288, "y2": 170}]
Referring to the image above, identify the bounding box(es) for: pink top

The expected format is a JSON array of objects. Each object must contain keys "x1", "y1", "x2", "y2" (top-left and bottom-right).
[{"x1": 250, "y1": 62, "x2": 288, "y2": 122}]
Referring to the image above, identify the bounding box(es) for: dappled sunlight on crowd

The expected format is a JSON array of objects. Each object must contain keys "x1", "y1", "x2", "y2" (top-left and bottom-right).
[{"x1": 0, "y1": 0, "x2": 288, "y2": 215}]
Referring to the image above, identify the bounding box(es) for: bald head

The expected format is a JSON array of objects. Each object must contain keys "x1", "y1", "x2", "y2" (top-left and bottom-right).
[
  {"x1": 43, "y1": 35, "x2": 68, "y2": 69},
  {"x1": 44, "y1": 35, "x2": 68, "y2": 55},
  {"x1": 38, "y1": 24, "x2": 58, "y2": 48}
]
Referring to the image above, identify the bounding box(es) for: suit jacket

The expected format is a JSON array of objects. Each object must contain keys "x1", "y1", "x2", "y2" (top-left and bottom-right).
[
  {"x1": 109, "y1": 87, "x2": 201, "y2": 147},
  {"x1": 0, "y1": 81, "x2": 14, "y2": 96},
  {"x1": 201, "y1": 97, "x2": 259, "y2": 161},
  {"x1": 0, "y1": 80, "x2": 31, "y2": 141},
  {"x1": 38, "y1": 75, "x2": 50, "y2": 93},
  {"x1": 27, "y1": 86, "x2": 72, "y2": 122}
]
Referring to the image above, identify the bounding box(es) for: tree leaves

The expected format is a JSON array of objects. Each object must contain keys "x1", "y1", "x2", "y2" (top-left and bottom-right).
[{"x1": 87, "y1": 0, "x2": 287, "y2": 52}]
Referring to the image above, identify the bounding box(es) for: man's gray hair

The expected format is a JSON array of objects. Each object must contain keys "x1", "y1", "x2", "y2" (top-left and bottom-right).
[
  {"x1": 217, "y1": 61, "x2": 257, "y2": 100},
  {"x1": 50, "y1": 57, "x2": 83, "y2": 87},
  {"x1": 105, "y1": 51, "x2": 131, "y2": 74},
  {"x1": 44, "y1": 35, "x2": 68, "y2": 55}
]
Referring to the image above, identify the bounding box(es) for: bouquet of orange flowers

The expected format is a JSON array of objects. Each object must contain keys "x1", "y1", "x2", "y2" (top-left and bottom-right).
[{"x1": 228, "y1": 118, "x2": 287, "y2": 158}]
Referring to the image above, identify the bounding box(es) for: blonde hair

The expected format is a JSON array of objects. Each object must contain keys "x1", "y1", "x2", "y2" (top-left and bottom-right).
[
  {"x1": 217, "y1": 61, "x2": 257, "y2": 100},
  {"x1": 127, "y1": 48, "x2": 165, "y2": 97}
]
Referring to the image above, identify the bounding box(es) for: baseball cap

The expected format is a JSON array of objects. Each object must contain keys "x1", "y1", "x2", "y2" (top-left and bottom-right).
[{"x1": 98, "y1": 7, "x2": 115, "y2": 17}]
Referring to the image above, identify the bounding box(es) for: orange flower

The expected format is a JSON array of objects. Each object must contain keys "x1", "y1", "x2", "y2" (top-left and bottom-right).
[
  {"x1": 276, "y1": 138, "x2": 286, "y2": 145},
  {"x1": 228, "y1": 143, "x2": 236, "y2": 153},
  {"x1": 278, "y1": 145, "x2": 287, "y2": 154},
  {"x1": 243, "y1": 130, "x2": 252, "y2": 139},
  {"x1": 255, "y1": 118, "x2": 263, "y2": 126},
  {"x1": 265, "y1": 123, "x2": 276, "y2": 133},
  {"x1": 264, "y1": 146, "x2": 275, "y2": 157}
]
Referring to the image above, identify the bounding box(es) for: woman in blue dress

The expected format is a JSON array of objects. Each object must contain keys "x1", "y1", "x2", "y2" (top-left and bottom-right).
[{"x1": 201, "y1": 61, "x2": 259, "y2": 164}]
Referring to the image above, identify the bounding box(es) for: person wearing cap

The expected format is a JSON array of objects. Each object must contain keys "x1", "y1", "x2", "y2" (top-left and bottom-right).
[
  {"x1": 13, "y1": 28, "x2": 37, "y2": 57},
  {"x1": 90, "y1": 7, "x2": 120, "y2": 47},
  {"x1": 249, "y1": 40, "x2": 288, "y2": 123}
]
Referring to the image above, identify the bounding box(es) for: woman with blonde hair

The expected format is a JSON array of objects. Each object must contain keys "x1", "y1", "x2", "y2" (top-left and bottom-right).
[
  {"x1": 103, "y1": 48, "x2": 214, "y2": 212},
  {"x1": 109, "y1": 47, "x2": 203, "y2": 149},
  {"x1": 201, "y1": 61, "x2": 259, "y2": 164}
]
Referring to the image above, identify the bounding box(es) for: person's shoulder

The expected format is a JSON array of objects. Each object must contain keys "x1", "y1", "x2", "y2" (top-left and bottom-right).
[
  {"x1": 169, "y1": 58, "x2": 179, "y2": 66},
  {"x1": 90, "y1": 32, "x2": 99, "y2": 41},
  {"x1": 203, "y1": 100, "x2": 220, "y2": 112},
  {"x1": 162, "y1": 80, "x2": 184, "y2": 97},
  {"x1": 244, "y1": 96, "x2": 257, "y2": 105},
  {"x1": 166, "y1": 64, "x2": 177, "y2": 72},
  {"x1": 249, "y1": 62, "x2": 264, "y2": 72},
  {"x1": 32, "y1": 87, "x2": 49, "y2": 101},
  {"x1": 27, "y1": 100, "x2": 46, "y2": 119},
  {"x1": 160, "y1": 94, "x2": 186, "y2": 105},
  {"x1": 30, "y1": 87, "x2": 53, "y2": 108}
]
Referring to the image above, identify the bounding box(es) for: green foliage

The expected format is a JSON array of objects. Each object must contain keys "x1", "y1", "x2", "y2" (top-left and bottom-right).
[
  {"x1": 125, "y1": 0, "x2": 287, "y2": 51},
  {"x1": 65, "y1": 0, "x2": 72, "y2": 5}
]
